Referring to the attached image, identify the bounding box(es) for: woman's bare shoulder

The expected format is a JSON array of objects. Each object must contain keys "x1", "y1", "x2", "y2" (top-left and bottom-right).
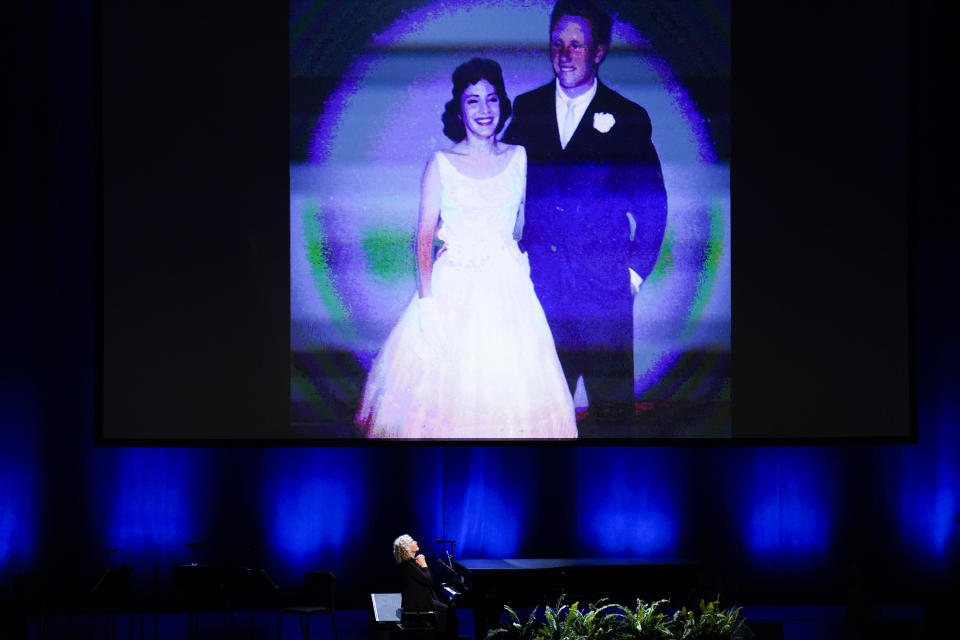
[{"x1": 441, "y1": 141, "x2": 470, "y2": 157}]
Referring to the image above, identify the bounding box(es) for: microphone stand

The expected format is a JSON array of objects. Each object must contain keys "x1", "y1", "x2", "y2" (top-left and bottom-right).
[
  {"x1": 438, "y1": 553, "x2": 455, "y2": 574},
  {"x1": 435, "y1": 539, "x2": 456, "y2": 563},
  {"x1": 435, "y1": 539, "x2": 461, "y2": 635}
]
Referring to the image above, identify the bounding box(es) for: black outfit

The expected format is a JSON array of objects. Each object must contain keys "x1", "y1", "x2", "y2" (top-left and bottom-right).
[
  {"x1": 399, "y1": 559, "x2": 451, "y2": 633},
  {"x1": 504, "y1": 80, "x2": 668, "y2": 423},
  {"x1": 400, "y1": 559, "x2": 441, "y2": 612}
]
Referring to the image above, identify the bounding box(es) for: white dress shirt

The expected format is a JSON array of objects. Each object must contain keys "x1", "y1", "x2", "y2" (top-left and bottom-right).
[{"x1": 555, "y1": 78, "x2": 598, "y2": 149}]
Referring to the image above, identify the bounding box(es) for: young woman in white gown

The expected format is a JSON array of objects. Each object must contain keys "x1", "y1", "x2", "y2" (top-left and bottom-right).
[{"x1": 355, "y1": 58, "x2": 577, "y2": 439}]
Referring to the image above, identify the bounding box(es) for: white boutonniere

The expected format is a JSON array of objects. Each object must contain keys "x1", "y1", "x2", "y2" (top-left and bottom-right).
[{"x1": 593, "y1": 112, "x2": 616, "y2": 133}]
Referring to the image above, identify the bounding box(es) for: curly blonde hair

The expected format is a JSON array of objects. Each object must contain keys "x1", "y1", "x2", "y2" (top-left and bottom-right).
[{"x1": 392, "y1": 534, "x2": 414, "y2": 564}]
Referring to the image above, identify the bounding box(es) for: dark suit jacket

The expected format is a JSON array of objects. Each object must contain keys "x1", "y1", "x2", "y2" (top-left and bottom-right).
[
  {"x1": 504, "y1": 80, "x2": 667, "y2": 326},
  {"x1": 399, "y1": 559, "x2": 438, "y2": 612}
]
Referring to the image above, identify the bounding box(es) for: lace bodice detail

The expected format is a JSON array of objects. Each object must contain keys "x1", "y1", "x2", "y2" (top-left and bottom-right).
[{"x1": 434, "y1": 146, "x2": 526, "y2": 265}]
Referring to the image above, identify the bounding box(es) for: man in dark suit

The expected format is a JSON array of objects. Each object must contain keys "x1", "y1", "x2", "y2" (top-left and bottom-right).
[{"x1": 504, "y1": 0, "x2": 667, "y2": 427}]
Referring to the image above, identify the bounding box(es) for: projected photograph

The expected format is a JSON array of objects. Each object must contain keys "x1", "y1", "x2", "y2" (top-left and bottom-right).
[{"x1": 290, "y1": 0, "x2": 730, "y2": 439}]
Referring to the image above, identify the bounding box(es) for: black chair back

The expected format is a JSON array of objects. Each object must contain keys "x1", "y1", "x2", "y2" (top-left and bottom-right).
[
  {"x1": 278, "y1": 571, "x2": 339, "y2": 640},
  {"x1": 302, "y1": 571, "x2": 336, "y2": 609}
]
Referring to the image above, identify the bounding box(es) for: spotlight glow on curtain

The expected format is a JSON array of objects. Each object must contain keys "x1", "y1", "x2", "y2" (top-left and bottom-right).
[
  {"x1": 104, "y1": 448, "x2": 206, "y2": 551},
  {"x1": 892, "y1": 397, "x2": 960, "y2": 565},
  {"x1": 262, "y1": 448, "x2": 367, "y2": 570},
  {"x1": 0, "y1": 384, "x2": 39, "y2": 568},
  {"x1": 577, "y1": 448, "x2": 685, "y2": 556},
  {"x1": 741, "y1": 449, "x2": 835, "y2": 563}
]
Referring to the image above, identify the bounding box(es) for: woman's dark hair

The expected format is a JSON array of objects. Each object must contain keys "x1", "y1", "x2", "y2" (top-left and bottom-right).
[
  {"x1": 441, "y1": 58, "x2": 512, "y2": 142},
  {"x1": 549, "y1": 0, "x2": 612, "y2": 50}
]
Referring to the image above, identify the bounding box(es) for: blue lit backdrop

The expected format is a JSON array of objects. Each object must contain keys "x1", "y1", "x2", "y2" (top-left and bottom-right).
[
  {"x1": 0, "y1": 383, "x2": 39, "y2": 572},
  {"x1": 3, "y1": 0, "x2": 957, "y2": 613},
  {"x1": 577, "y1": 448, "x2": 689, "y2": 556}
]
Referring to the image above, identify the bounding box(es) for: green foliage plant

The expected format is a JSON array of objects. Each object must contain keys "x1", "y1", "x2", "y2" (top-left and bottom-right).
[
  {"x1": 486, "y1": 606, "x2": 541, "y2": 640},
  {"x1": 537, "y1": 598, "x2": 583, "y2": 640},
  {"x1": 485, "y1": 596, "x2": 746, "y2": 640},
  {"x1": 618, "y1": 599, "x2": 674, "y2": 640},
  {"x1": 672, "y1": 599, "x2": 744, "y2": 640},
  {"x1": 568, "y1": 599, "x2": 623, "y2": 640}
]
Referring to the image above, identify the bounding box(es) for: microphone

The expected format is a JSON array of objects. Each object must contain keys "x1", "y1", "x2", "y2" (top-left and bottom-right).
[
  {"x1": 438, "y1": 556, "x2": 455, "y2": 572},
  {"x1": 436, "y1": 539, "x2": 455, "y2": 544}
]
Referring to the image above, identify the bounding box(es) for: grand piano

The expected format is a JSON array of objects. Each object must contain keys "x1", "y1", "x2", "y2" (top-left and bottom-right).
[{"x1": 441, "y1": 557, "x2": 700, "y2": 638}]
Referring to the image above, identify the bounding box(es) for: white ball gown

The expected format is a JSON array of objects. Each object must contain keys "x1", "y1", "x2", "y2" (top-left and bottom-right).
[{"x1": 355, "y1": 145, "x2": 577, "y2": 439}]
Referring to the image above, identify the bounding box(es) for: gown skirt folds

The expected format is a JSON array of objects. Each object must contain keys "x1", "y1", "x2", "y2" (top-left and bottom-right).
[{"x1": 356, "y1": 146, "x2": 577, "y2": 439}]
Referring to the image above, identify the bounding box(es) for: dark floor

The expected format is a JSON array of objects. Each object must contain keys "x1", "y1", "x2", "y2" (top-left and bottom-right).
[{"x1": 19, "y1": 604, "x2": 931, "y2": 640}]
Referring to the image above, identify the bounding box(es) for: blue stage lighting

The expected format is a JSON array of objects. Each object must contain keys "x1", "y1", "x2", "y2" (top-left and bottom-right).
[
  {"x1": 578, "y1": 448, "x2": 683, "y2": 555},
  {"x1": 104, "y1": 448, "x2": 205, "y2": 552},
  {"x1": 742, "y1": 449, "x2": 834, "y2": 563},
  {"x1": 445, "y1": 448, "x2": 532, "y2": 558},
  {"x1": 262, "y1": 448, "x2": 367, "y2": 571},
  {"x1": 0, "y1": 385, "x2": 39, "y2": 569},
  {"x1": 893, "y1": 399, "x2": 960, "y2": 564}
]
